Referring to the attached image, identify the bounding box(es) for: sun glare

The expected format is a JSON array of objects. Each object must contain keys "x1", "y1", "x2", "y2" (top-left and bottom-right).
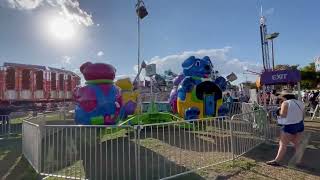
[{"x1": 49, "y1": 17, "x2": 75, "y2": 40}]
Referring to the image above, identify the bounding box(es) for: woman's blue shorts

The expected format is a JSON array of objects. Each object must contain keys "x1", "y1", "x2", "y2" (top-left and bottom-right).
[{"x1": 282, "y1": 121, "x2": 304, "y2": 135}]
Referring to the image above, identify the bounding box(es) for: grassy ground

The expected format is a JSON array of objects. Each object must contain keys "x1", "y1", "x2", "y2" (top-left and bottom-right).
[{"x1": 0, "y1": 135, "x2": 39, "y2": 180}]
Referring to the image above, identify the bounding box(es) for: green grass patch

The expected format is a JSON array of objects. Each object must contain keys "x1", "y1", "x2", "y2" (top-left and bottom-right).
[
  {"x1": 44, "y1": 114, "x2": 61, "y2": 121},
  {"x1": 4, "y1": 156, "x2": 39, "y2": 180},
  {"x1": 100, "y1": 128, "x2": 128, "y2": 142},
  {"x1": 10, "y1": 117, "x2": 26, "y2": 124},
  {"x1": 0, "y1": 150, "x2": 10, "y2": 160},
  {"x1": 214, "y1": 158, "x2": 257, "y2": 173},
  {"x1": 139, "y1": 138, "x2": 161, "y2": 148},
  {"x1": 45, "y1": 160, "x2": 86, "y2": 180},
  {"x1": 129, "y1": 113, "x2": 176, "y2": 125}
]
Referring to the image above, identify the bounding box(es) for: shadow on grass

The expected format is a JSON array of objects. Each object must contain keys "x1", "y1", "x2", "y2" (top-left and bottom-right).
[
  {"x1": 0, "y1": 136, "x2": 39, "y2": 180},
  {"x1": 244, "y1": 140, "x2": 320, "y2": 177},
  {"x1": 40, "y1": 127, "x2": 206, "y2": 180}
]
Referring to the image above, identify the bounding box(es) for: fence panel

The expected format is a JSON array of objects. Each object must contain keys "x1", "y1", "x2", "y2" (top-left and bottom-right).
[
  {"x1": 230, "y1": 110, "x2": 279, "y2": 157},
  {"x1": 223, "y1": 102, "x2": 255, "y2": 117},
  {"x1": 40, "y1": 125, "x2": 137, "y2": 180},
  {"x1": 22, "y1": 120, "x2": 41, "y2": 172},
  {"x1": 0, "y1": 115, "x2": 10, "y2": 136},
  {"x1": 135, "y1": 116, "x2": 233, "y2": 180}
]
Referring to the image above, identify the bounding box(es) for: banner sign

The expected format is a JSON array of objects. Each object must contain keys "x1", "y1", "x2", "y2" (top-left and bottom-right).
[
  {"x1": 226, "y1": 72, "x2": 237, "y2": 82},
  {"x1": 145, "y1": 64, "x2": 156, "y2": 77},
  {"x1": 260, "y1": 70, "x2": 301, "y2": 85}
]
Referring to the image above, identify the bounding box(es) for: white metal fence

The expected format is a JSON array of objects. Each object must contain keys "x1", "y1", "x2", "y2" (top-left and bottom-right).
[
  {"x1": 231, "y1": 110, "x2": 278, "y2": 155},
  {"x1": 0, "y1": 115, "x2": 10, "y2": 136},
  {"x1": 224, "y1": 102, "x2": 255, "y2": 116},
  {"x1": 0, "y1": 110, "x2": 72, "y2": 137},
  {"x1": 136, "y1": 116, "x2": 233, "y2": 179},
  {"x1": 22, "y1": 120, "x2": 42, "y2": 173},
  {"x1": 22, "y1": 109, "x2": 277, "y2": 180},
  {"x1": 0, "y1": 115, "x2": 23, "y2": 136}
]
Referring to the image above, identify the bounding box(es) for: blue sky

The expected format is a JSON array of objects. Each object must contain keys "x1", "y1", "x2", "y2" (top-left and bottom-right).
[{"x1": 0, "y1": 0, "x2": 319, "y2": 82}]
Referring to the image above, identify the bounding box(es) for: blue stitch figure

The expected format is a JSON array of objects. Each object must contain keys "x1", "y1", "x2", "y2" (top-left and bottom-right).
[{"x1": 175, "y1": 56, "x2": 227, "y2": 119}]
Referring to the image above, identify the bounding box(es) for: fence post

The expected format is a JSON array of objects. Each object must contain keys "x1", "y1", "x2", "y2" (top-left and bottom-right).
[
  {"x1": 7, "y1": 115, "x2": 11, "y2": 136},
  {"x1": 262, "y1": 110, "x2": 269, "y2": 141},
  {"x1": 134, "y1": 125, "x2": 142, "y2": 180},
  {"x1": 229, "y1": 116, "x2": 235, "y2": 166},
  {"x1": 22, "y1": 120, "x2": 25, "y2": 156},
  {"x1": 37, "y1": 124, "x2": 42, "y2": 173},
  {"x1": 36, "y1": 114, "x2": 46, "y2": 174},
  {"x1": 37, "y1": 114, "x2": 45, "y2": 173}
]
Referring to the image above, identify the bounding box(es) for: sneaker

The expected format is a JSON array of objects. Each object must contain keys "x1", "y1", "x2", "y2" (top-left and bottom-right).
[{"x1": 266, "y1": 160, "x2": 280, "y2": 166}]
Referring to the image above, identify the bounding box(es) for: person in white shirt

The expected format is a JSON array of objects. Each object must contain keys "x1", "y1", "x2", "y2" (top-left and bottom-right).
[{"x1": 266, "y1": 90, "x2": 304, "y2": 166}]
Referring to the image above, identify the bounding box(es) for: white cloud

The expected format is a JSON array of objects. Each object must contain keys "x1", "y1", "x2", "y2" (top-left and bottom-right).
[
  {"x1": 141, "y1": 47, "x2": 262, "y2": 83},
  {"x1": 62, "y1": 55, "x2": 71, "y2": 64},
  {"x1": 6, "y1": 0, "x2": 43, "y2": 9},
  {"x1": 5, "y1": 0, "x2": 93, "y2": 26},
  {"x1": 97, "y1": 51, "x2": 104, "y2": 57}
]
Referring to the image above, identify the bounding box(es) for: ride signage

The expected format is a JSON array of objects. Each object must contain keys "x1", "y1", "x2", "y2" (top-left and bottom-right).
[{"x1": 260, "y1": 70, "x2": 301, "y2": 85}]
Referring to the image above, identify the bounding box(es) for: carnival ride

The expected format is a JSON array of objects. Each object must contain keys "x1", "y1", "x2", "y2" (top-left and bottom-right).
[
  {"x1": 0, "y1": 62, "x2": 81, "y2": 114},
  {"x1": 74, "y1": 55, "x2": 229, "y2": 126}
]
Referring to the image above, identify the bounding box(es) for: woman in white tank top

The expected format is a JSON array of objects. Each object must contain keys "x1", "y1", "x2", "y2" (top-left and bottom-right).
[{"x1": 266, "y1": 90, "x2": 304, "y2": 166}]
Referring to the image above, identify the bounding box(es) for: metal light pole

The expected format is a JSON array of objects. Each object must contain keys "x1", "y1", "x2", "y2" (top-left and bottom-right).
[
  {"x1": 271, "y1": 39, "x2": 275, "y2": 69},
  {"x1": 266, "y1": 32, "x2": 279, "y2": 70},
  {"x1": 136, "y1": 0, "x2": 148, "y2": 123}
]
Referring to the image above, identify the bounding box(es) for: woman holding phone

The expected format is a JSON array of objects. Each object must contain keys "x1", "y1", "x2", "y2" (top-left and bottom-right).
[{"x1": 266, "y1": 90, "x2": 305, "y2": 166}]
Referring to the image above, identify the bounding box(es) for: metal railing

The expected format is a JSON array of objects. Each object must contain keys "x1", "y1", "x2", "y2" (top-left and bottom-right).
[
  {"x1": 0, "y1": 109, "x2": 73, "y2": 137},
  {"x1": 0, "y1": 115, "x2": 10, "y2": 136},
  {"x1": 22, "y1": 120, "x2": 41, "y2": 172},
  {"x1": 40, "y1": 125, "x2": 136, "y2": 180},
  {"x1": 136, "y1": 116, "x2": 233, "y2": 179},
  {"x1": 22, "y1": 109, "x2": 277, "y2": 180},
  {"x1": 230, "y1": 110, "x2": 278, "y2": 157},
  {"x1": 0, "y1": 115, "x2": 23, "y2": 136},
  {"x1": 223, "y1": 102, "x2": 255, "y2": 116}
]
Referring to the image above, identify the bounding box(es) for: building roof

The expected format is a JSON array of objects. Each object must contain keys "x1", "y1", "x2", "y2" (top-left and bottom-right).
[
  {"x1": 4, "y1": 62, "x2": 46, "y2": 70},
  {"x1": 48, "y1": 67, "x2": 79, "y2": 77},
  {"x1": 2, "y1": 62, "x2": 80, "y2": 78}
]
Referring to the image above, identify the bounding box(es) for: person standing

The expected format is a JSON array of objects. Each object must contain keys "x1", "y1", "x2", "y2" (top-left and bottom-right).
[
  {"x1": 310, "y1": 91, "x2": 319, "y2": 110},
  {"x1": 266, "y1": 90, "x2": 305, "y2": 166},
  {"x1": 269, "y1": 90, "x2": 278, "y2": 105},
  {"x1": 224, "y1": 92, "x2": 233, "y2": 103}
]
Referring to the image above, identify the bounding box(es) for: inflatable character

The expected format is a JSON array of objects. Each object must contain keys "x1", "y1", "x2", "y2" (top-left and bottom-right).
[
  {"x1": 176, "y1": 56, "x2": 227, "y2": 120},
  {"x1": 75, "y1": 62, "x2": 122, "y2": 125},
  {"x1": 169, "y1": 74, "x2": 184, "y2": 113},
  {"x1": 115, "y1": 78, "x2": 139, "y2": 119}
]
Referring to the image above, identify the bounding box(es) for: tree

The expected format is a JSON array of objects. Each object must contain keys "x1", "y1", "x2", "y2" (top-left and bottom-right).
[
  {"x1": 300, "y1": 62, "x2": 315, "y2": 72},
  {"x1": 274, "y1": 64, "x2": 299, "y2": 70},
  {"x1": 300, "y1": 63, "x2": 319, "y2": 89}
]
